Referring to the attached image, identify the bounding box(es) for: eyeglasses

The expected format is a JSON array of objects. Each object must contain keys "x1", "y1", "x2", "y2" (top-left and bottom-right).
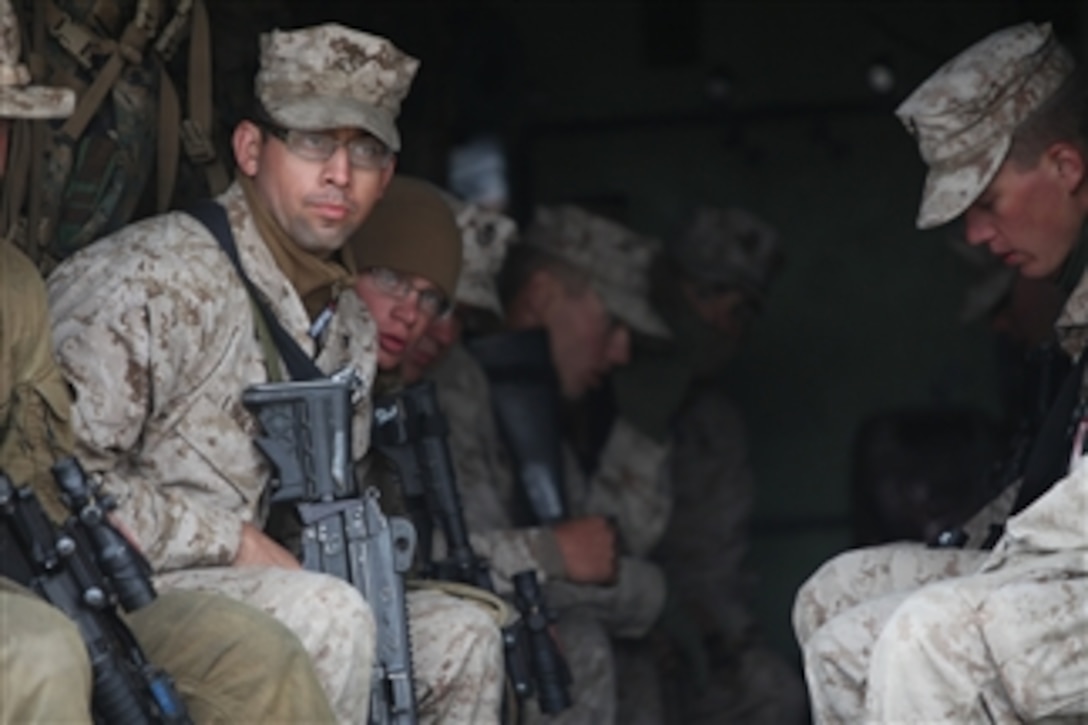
[
  {"x1": 258, "y1": 121, "x2": 393, "y2": 171},
  {"x1": 366, "y1": 266, "x2": 451, "y2": 319}
]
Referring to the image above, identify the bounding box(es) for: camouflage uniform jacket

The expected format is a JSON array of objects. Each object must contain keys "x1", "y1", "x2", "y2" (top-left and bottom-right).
[
  {"x1": 980, "y1": 263, "x2": 1088, "y2": 573},
  {"x1": 46, "y1": 182, "x2": 378, "y2": 574},
  {"x1": 431, "y1": 341, "x2": 670, "y2": 633},
  {"x1": 428, "y1": 342, "x2": 567, "y2": 592}
]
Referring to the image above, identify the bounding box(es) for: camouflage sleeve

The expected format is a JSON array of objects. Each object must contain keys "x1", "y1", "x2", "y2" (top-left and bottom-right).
[
  {"x1": 48, "y1": 268, "x2": 244, "y2": 572},
  {"x1": 581, "y1": 417, "x2": 672, "y2": 556},
  {"x1": 426, "y1": 346, "x2": 569, "y2": 591},
  {"x1": 464, "y1": 526, "x2": 566, "y2": 594},
  {"x1": 543, "y1": 555, "x2": 666, "y2": 639}
]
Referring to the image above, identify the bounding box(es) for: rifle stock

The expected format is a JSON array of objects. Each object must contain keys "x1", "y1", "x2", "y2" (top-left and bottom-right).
[{"x1": 243, "y1": 372, "x2": 419, "y2": 725}]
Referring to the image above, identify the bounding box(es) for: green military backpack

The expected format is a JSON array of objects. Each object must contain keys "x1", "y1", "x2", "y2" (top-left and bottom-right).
[{"x1": 1, "y1": 0, "x2": 229, "y2": 274}]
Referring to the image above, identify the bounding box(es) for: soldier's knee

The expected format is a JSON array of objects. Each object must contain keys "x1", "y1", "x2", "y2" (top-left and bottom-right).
[
  {"x1": 872, "y1": 583, "x2": 963, "y2": 668},
  {"x1": 793, "y1": 549, "x2": 867, "y2": 645},
  {"x1": 303, "y1": 574, "x2": 377, "y2": 655},
  {"x1": 454, "y1": 596, "x2": 504, "y2": 658},
  {"x1": 14, "y1": 608, "x2": 92, "y2": 697}
]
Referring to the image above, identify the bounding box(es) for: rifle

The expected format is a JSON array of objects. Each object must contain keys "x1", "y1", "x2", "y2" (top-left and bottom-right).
[
  {"x1": 371, "y1": 380, "x2": 573, "y2": 717},
  {"x1": 242, "y1": 369, "x2": 418, "y2": 725},
  {"x1": 465, "y1": 329, "x2": 569, "y2": 525},
  {"x1": 0, "y1": 458, "x2": 191, "y2": 725}
]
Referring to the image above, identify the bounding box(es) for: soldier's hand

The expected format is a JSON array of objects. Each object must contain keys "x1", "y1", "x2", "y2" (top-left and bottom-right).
[
  {"x1": 552, "y1": 516, "x2": 618, "y2": 584},
  {"x1": 233, "y1": 522, "x2": 302, "y2": 569}
]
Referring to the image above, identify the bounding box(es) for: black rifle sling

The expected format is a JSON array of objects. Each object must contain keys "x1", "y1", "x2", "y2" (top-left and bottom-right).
[
  {"x1": 1013, "y1": 348, "x2": 1088, "y2": 515},
  {"x1": 186, "y1": 200, "x2": 323, "y2": 382}
]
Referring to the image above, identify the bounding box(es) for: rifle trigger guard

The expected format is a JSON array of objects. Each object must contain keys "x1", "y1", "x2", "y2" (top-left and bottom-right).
[{"x1": 388, "y1": 516, "x2": 417, "y2": 574}]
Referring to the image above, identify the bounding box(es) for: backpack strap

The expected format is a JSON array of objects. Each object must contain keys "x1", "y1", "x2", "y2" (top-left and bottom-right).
[
  {"x1": 186, "y1": 200, "x2": 324, "y2": 382},
  {"x1": 180, "y1": 0, "x2": 229, "y2": 197},
  {"x1": 48, "y1": 0, "x2": 161, "y2": 143}
]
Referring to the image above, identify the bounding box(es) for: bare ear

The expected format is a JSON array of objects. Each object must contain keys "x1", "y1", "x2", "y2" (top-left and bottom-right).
[
  {"x1": 232, "y1": 120, "x2": 263, "y2": 177},
  {"x1": 1048, "y1": 141, "x2": 1086, "y2": 192}
]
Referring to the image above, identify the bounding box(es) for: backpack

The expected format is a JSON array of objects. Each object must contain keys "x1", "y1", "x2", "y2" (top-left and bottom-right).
[{"x1": 1, "y1": 0, "x2": 229, "y2": 274}]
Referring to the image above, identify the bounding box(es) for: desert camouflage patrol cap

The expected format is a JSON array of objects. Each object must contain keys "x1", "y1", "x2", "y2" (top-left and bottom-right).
[
  {"x1": 0, "y1": 0, "x2": 73, "y2": 119},
  {"x1": 444, "y1": 192, "x2": 518, "y2": 316},
  {"x1": 255, "y1": 23, "x2": 419, "y2": 151},
  {"x1": 672, "y1": 206, "x2": 783, "y2": 300},
  {"x1": 524, "y1": 205, "x2": 670, "y2": 339},
  {"x1": 896, "y1": 22, "x2": 1075, "y2": 229}
]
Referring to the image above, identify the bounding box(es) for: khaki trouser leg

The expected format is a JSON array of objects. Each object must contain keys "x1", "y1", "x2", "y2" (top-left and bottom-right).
[
  {"x1": 0, "y1": 583, "x2": 93, "y2": 724},
  {"x1": 156, "y1": 566, "x2": 375, "y2": 725},
  {"x1": 127, "y1": 589, "x2": 336, "y2": 724}
]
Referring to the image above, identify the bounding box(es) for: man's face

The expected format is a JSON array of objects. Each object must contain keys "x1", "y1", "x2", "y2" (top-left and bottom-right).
[
  {"x1": 541, "y1": 280, "x2": 631, "y2": 399},
  {"x1": 354, "y1": 269, "x2": 442, "y2": 370},
  {"x1": 234, "y1": 122, "x2": 394, "y2": 258},
  {"x1": 402, "y1": 310, "x2": 464, "y2": 383},
  {"x1": 962, "y1": 146, "x2": 1087, "y2": 279}
]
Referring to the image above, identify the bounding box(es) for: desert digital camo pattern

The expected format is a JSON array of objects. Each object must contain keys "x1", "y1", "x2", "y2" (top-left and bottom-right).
[
  {"x1": 672, "y1": 206, "x2": 783, "y2": 299},
  {"x1": 795, "y1": 23, "x2": 1088, "y2": 721},
  {"x1": 568, "y1": 417, "x2": 672, "y2": 559},
  {"x1": 48, "y1": 182, "x2": 378, "y2": 572},
  {"x1": 406, "y1": 587, "x2": 504, "y2": 725},
  {"x1": 46, "y1": 182, "x2": 381, "y2": 722},
  {"x1": 426, "y1": 340, "x2": 669, "y2": 722},
  {"x1": 896, "y1": 22, "x2": 1075, "y2": 229},
  {"x1": 445, "y1": 193, "x2": 518, "y2": 316},
  {"x1": 523, "y1": 205, "x2": 670, "y2": 339},
  {"x1": 1, "y1": 241, "x2": 337, "y2": 724},
  {"x1": 427, "y1": 342, "x2": 568, "y2": 591},
  {"x1": 797, "y1": 337, "x2": 1088, "y2": 723},
  {"x1": 0, "y1": 0, "x2": 74, "y2": 119},
  {"x1": 256, "y1": 23, "x2": 419, "y2": 150}
]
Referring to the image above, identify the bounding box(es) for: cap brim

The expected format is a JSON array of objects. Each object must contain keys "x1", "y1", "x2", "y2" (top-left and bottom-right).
[
  {"x1": 916, "y1": 136, "x2": 1009, "y2": 229},
  {"x1": 599, "y1": 284, "x2": 671, "y2": 339},
  {"x1": 0, "y1": 85, "x2": 75, "y2": 120},
  {"x1": 266, "y1": 97, "x2": 400, "y2": 151}
]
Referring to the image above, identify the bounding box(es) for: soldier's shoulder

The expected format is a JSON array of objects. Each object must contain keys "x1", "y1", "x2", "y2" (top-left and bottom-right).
[{"x1": 47, "y1": 211, "x2": 228, "y2": 306}]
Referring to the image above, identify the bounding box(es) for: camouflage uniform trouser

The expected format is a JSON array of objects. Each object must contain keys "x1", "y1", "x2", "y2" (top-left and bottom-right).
[
  {"x1": 158, "y1": 566, "x2": 504, "y2": 725},
  {"x1": 0, "y1": 577, "x2": 336, "y2": 724},
  {"x1": 526, "y1": 607, "x2": 616, "y2": 725},
  {"x1": 794, "y1": 543, "x2": 1088, "y2": 722}
]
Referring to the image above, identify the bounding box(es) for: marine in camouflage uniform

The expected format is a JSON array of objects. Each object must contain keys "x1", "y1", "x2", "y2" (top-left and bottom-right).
[
  {"x1": 404, "y1": 203, "x2": 673, "y2": 724},
  {"x1": 0, "y1": 4, "x2": 336, "y2": 721},
  {"x1": 45, "y1": 24, "x2": 499, "y2": 725},
  {"x1": 346, "y1": 174, "x2": 506, "y2": 725},
  {"x1": 609, "y1": 206, "x2": 806, "y2": 724},
  {"x1": 795, "y1": 23, "x2": 1088, "y2": 722}
]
